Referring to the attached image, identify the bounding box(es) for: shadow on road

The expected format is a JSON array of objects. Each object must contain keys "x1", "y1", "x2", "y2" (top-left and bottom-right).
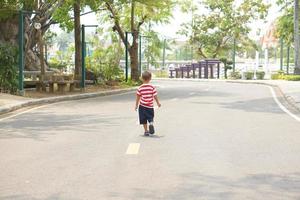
[
  {"x1": 191, "y1": 97, "x2": 284, "y2": 114},
  {"x1": 0, "y1": 111, "x2": 124, "y2": 140}
]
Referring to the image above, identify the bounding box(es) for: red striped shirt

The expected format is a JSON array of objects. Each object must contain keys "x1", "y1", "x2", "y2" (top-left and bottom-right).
[{"x1": 137, "y1": 84, "x2": 157, "y2": 108}]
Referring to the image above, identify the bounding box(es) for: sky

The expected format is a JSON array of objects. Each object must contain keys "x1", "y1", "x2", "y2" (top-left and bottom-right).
[{"x1": 52, "y1": 0, "x2": 281, "y2": 42}]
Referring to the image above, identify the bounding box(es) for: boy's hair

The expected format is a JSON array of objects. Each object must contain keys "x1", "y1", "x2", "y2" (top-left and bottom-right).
[{"x1": 142, "y1": 71, "x2": 152, "y2": 81}]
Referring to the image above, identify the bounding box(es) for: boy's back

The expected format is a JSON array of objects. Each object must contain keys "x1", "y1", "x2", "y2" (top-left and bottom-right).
[{"x1": 137, "y1": 84, "x2": 157, "y2": 108}]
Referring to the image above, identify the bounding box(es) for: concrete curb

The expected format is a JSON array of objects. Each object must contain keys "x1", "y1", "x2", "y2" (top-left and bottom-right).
[
  {"x1": 154, "y1": 78, "x2": 300, "y2": 112},
  {"x1": 0, "y1": 87, "x2": 137, "y2": 115}
]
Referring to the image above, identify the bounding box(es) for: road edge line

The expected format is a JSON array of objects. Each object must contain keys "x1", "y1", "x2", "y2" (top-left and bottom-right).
[{"x1": 268, "y1": 86, "x2": 300, "y2": 122}]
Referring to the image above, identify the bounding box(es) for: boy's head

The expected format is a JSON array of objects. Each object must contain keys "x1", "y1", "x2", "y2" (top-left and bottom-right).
[{"x1": 141, "y1": 71, "x2": 152, "y2": 83}]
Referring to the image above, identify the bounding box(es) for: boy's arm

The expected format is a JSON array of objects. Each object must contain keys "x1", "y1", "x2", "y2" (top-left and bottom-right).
[
  {"x1": 154, "y1": 95, "x2": 161, "y2": 107},
  {"x1": 135, "y1": 94, "x2": 141, "y2": 110}
]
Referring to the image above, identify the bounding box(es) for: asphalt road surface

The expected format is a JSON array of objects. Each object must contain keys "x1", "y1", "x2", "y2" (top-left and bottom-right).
[{"x1": 1, "y1": 80, "x2": 300, "y2": 200}]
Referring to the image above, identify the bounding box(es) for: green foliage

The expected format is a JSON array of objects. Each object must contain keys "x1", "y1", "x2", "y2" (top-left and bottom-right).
[
  {"x1": 244, "y1": 71, "x2": 254, "y2": 80},
  {"x1": 275, "y1": 6, "x2": 294, "y2": 45},
  {"x1": 152, "y1": 70, "x2": 169, "y2": 78},
  {"x1": 243, "y1": 71, "x2": 265, "y2": 80},
  {"x1": 179, "y1": 0, "x2": 269, "y2": 58},
  {"x1": 283, "y1": 75, "x2": 300, "y2": 81},
  {"x1": 220, "y1": 57, "x2": 233, "y2": 79},
  {"x1": 0, "y1": 42, "x2": 18, "y2": 94},
  {"x1": 272, "y1": 70, "x2": 300, "y2": 81},
  {"x1": 229, "y1": 71, "x2": 242, "y2": 80},
  {"x1": 142, "y1": 30, "x2": 165, "y2": 68},
  {"x1": 121, "y1": 79, "x2": 142, "y2": 87},
  {"x1": 271, "y1": 70, "x2": 286, "y2": 80},
  {"x1": 256, "y1": 71, "x2": 265, "y2": 80},
  {"x1": 86, "y1": 33, "x2": 123, "y2": 82},
  {"x1": 48, "y1": 45, "x2": 74, "y2": 70},
  {"x1": 0, "y1": 0, "x2": 35, "y2": 20}
]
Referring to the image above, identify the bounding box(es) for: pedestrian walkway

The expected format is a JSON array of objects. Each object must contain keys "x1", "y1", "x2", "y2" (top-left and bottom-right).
[{"x1": 0, "y1": 93, "x2": 30, "y2": 108}]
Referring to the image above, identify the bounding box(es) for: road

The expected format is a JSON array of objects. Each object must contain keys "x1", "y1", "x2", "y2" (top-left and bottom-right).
[{"x1": 1, "y1": 80, "x2": 300, "y2": 200}]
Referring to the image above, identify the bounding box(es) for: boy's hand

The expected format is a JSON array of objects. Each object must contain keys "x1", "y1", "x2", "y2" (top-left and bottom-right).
[
  {"x1": 135, "y1": 105, "x2": 138, "y2": 111},
  {"x1": 157, "y1": 103, "x2": 161, "y2": 107}
]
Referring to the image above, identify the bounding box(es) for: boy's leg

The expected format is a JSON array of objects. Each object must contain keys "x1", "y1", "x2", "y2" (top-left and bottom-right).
[
  {"x1": 148, "y1": 108, "x2": 155, "y2": 134},
  {"x1": 143, "y1": 124, "x2": 148, "y2": 132},
  {"x1": 143, "y1": 124, "x2": 149, "y2": 136},
  {"x1": 139, "y1": 106, "x2": 149, "y2": 136},
  {"x1": 149, "y1": 120, "x2": 155, "y2": 134}
]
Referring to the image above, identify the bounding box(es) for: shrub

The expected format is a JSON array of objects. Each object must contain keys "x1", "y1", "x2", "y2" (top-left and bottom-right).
[
  {"x1": 271, "y1": 70, "x2": 300, "y2": 81},
  {"x1": 0, "y1": 42, "x2": 18, "y2": 94},
  {"x1": 283, "y1": 75, "x2": 300, "y2": 81},
  {"x1": 244, "y1": 71, "x2": 254, "y2": 80},
  {"x1": 153, "y1": 70, "x2": 169, "y2": 78},
  {"x1": 229, "y1": 71, "x2": 242, "y2": 79},
  {"x1": 256, "y1": 71, "x2": 265, "y2": 80}
]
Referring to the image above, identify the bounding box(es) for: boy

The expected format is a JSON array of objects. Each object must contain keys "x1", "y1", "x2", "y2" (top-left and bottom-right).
[{"x1": 135, "y1": 71, "x2": 161, "y2": 136}]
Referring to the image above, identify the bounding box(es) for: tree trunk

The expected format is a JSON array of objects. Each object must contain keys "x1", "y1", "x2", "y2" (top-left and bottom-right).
[
  {"x1": 294, "y1": 0, "x2": 300, "y2": 74},
  {"x1": 38, "y1": 29, "x2": 46, "y2": 91},
  {"x1": 0, "y1": 16, "x2": 49, "y2": 71},
  {"x1": 74, "y1": 0, "x2": 82, "y2": 81},
  {"x1": 129, "y1": 32, "x2": 139, "y2": 81}
]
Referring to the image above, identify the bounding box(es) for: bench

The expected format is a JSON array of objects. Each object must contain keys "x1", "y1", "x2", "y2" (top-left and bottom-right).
[{"x1": 169, "y1": 59, "x2": 222, "y2": 79}]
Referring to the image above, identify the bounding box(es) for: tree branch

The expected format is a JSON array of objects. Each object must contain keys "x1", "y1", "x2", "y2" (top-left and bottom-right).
[
  {"x1": 131, "y1": 0, "x2": 135, "y2": 32},
  {"x1": 137, "y1": 15, "x2": 147, "y2": 29},
  {"x1": 198, "y1": 47, "x2": 207, "y2": 58},
  {"x1": 105, "y1": 2, "x2": 129, "y2": 47}
]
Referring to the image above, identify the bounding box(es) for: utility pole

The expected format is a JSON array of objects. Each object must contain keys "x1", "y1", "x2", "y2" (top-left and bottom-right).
[
  {"x1": 162, "y1": 39, "x2": 166, "y2": 69},
  {"x1": 294, "y1": 0, "x2": 300, "y2": 74},
  {"x1": 125, "y1": 32, "x2": 129, "y2": 82},
  {"x1": 280, "y1": 38, "x2": 283, "y2": 71},
  {"x1": 233, "y1": 38, "x2": 236, "y2": 72},
  {"x1": 139, "y1": 35, "x2": 142, "y2": 76},
  {"x1": 18, "y1": 10, "x2": 24, "y2": 95}
]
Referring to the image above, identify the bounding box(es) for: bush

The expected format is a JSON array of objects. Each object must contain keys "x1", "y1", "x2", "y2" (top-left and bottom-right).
[
  {"x1": 243, "y1": 71, "x2": 265, "y2": 80},
  {"x1": 256, "y1": 71, "x2": 265, "y2": 80},
  {"x1": 153, "y1": 70, "x2": 168, "y2": 78},
  {"x1": 283, "y1": 75, "x2": 300, "y2": 81},
  {"x1": 0, "y1": 42, "x2": 18, "y2": 94},
  {"x1": 271, "y1": 70, "x2": 300, "y2": 81},
  {"x1": 244, "y1": 71, "x2": 254, "y2": 80},
  {"x1": 229, "y1": 71, "x2": 242, "y2": 79}
]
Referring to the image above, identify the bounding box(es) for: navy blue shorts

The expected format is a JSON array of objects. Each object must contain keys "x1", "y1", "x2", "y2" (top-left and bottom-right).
[{"x1": 139, "y1": 105, "x2": 154, "y2": 124}]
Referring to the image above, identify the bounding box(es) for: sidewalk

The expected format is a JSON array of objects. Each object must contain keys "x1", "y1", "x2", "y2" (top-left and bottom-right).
[{"x1": 0, "y1": 87, "x2": 136, "y2": 115}]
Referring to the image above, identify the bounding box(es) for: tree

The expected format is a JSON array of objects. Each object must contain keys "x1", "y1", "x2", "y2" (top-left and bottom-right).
[
  {"x1": 276, "y1": 0, "x2": 300, "y2": 74},
  {"x1": 0, "y1": 0, "x2": 64, "y2": 70},
  {"x1": 179, "y1": 0, "x2": 269, "y2": 59},
  {"x1": 74, "y1": 0, "x2": 81, "y2": 81},
  {"x1": 95, "y1": 0, "x2": 174, "y2": 81}
]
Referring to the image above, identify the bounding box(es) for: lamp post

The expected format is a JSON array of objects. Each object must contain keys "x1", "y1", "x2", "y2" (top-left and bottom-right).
[
  {"x1": 18, "y1": 10, "x2": 24, "y2": 95},
  {"x1": 233, "y1": 38, "x2": 236, "y2": 72},
  {"x1": 18, "y1": 10, "x2": 39, "y2": 96},
  {"x1": 125, "y1": 31, "x2": 129, "y2": 82},
  {"x1": 81, "y1": 24, "x2": 98, "y2": 89},
  {"x1": 280, "y1": 38, "x2": 284, "y2": 71},
  {"x1": 162, "y1": 38, "x2": 166, "y2": 69}
]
